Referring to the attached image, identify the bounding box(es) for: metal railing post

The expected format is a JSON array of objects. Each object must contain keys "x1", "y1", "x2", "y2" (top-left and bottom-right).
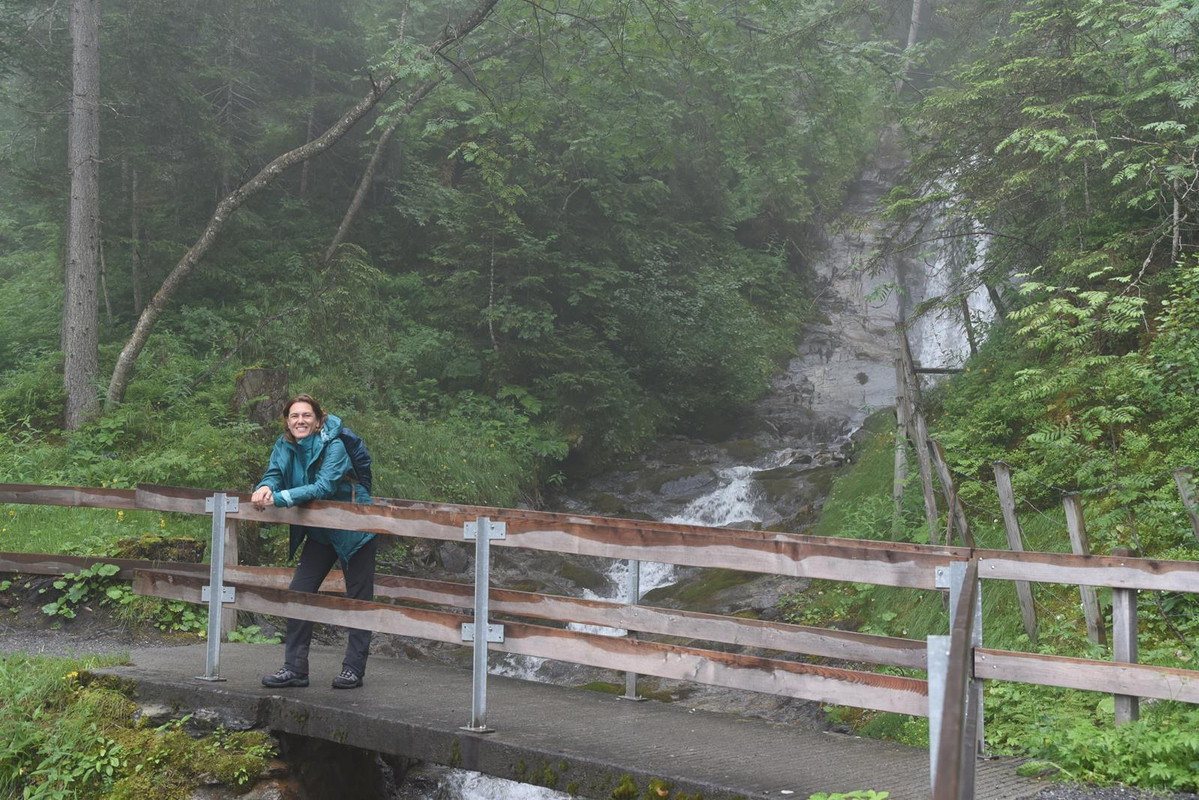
[
  {"x1": 197, "y1": 492, "x2": 238, "y2": 681},
  {"x1": 461, "y1": 516, "x2": 505, "y2": 732},
  {"x1": 621, "y1": 559, "x2": 644, "y2": 701},
  {"x1": 927, "y1": 633, "x2": 949, "y2": 786}
]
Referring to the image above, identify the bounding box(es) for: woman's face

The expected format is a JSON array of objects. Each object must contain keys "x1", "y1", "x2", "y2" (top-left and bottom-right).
[{"x1": 286, "y1": 401, "x2": 320, "y2": 440}]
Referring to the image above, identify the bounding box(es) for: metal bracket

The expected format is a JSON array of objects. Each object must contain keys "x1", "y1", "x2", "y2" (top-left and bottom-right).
[
  {"x1": 205, "y1": 496, "x2": 240, "y2": 514},
  {"x1": 463, "y1": 519, "x2": 506, "y2": 540},
  {"x1": 201, "y1": 585, "x2": 236, "y2": 603},
  {"x1": 461, "y1": 623, "x2": 505, "y2": 643},
  {"x1": 934, "y1": 565, "x2": 951, "y2": 589}
]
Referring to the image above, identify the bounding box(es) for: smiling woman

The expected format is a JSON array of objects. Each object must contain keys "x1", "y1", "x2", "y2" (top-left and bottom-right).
[{"x1": 250, "y1": 393, "x2": 376, "y2": 691}]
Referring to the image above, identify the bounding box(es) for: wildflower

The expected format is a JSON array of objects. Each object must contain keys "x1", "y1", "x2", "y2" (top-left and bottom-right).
[{"x1": 117, "y1": 510, "x2": 125, "y2": 522}]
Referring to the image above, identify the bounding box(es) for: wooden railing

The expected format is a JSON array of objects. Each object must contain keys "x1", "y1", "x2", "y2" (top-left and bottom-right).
[{"x1": 4, "y1": 482, "x2": 1199, "y2": 798}]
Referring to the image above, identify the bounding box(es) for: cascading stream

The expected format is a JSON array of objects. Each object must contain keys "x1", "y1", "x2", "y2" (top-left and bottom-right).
[{"x1": 401, "y1": 142, "x2": 991, "y2": 800}]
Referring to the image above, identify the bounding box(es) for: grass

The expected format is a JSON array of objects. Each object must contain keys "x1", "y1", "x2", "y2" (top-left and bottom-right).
[{"x1": 1, "y1": 505, "x2": 211, "y2": 556}]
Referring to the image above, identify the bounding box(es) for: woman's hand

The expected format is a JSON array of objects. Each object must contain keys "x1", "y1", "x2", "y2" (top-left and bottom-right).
[{"x1": 251, "y1": 486, "x2": 274, "y2": 510}]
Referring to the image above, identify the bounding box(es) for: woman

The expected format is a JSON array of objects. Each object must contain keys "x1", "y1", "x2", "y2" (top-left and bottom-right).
[{"x1": 251, "y1": 393, "x2": 376, "y2": 690}]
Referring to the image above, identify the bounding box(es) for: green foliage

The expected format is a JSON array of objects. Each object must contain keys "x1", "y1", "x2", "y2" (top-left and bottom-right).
[
  {"x1": 226, "y1": 625, "x2": 281, "y2": 645},
  {"x1": 0, "y1": 655, "x2": 275, "y2": 799},
  {"x1": 987, "y1": 683, "x2": 1199, "y2": 792},
  {"x1": 807, "y1": 792, "x2": 889, "y2": 800},
  {"x1": 38, "y1": 564, "x2": 121, "y2": 620}
]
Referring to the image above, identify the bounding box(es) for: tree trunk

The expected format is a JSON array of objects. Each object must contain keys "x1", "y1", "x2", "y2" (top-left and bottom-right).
[
  {"x1": 130, "y1": 164, "x2": 143, "y2": 315},
  {"x1": 63, "y1": 0, "x2": 102, "y2": 430},
  {"x1": 105, "y1": 0, "x2": 501, "y2": 409},
  {"x1": 893, "y1": 0, "x2": 923, "y2": 95}
]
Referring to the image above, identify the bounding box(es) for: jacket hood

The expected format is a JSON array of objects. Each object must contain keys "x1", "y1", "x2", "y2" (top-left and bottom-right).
[{"x1": 320, "y1": 413, "x2": 344, "y2": 443}]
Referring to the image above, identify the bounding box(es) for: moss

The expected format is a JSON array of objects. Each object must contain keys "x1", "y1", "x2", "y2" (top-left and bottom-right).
[
  {"x1": 646, "y1": 777, "x2": 674, "y2": 798},
  {"x1": 611, "y1": 774, "x2": 639, "y2": 799},
  {"x1": 581, "y1": 491, "x2": 630, "y2": 516},
  {"x1": 556, "y1": 558, "x2": 610, "y2": 592},
  {"x1": 643, "y1": 568, "x2": 756, "y2": 609},
  {"x1": 449, "y1": 737, "x2": 462, "y2": 767},
  {"x1": 579, "y1": 680, "x2": 623, "y2": 696},
  {"x1": 111, "y1": 534, "x2": 204, "y2": 562},
  {"x1": 109, "y1": 727, "x2": 274, "y2": 799}
]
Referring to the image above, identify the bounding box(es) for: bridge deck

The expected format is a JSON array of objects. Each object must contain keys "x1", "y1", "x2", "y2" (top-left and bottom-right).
[{"x1": 97, "y1": 643, "x2": 1041, "y2": 800}]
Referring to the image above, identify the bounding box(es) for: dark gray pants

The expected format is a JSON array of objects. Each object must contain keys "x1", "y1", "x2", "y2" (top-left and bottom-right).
[{"x1": 283, "y1": 535, "x2": 377, "y2": 678}]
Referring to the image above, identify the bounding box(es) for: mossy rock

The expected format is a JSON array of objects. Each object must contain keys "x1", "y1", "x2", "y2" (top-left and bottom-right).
[
  {"x1": 556, "y1": 558, "x2": 610, "y2": 592},
  {"x1": 112, "y1": 534, "x2": 204, "y2": 563},
  {"x1": 756, "y1": 464, "x2": 837, "y2": 504},
  {"x1": 579, "y1": 491, "x2": 630, "y2": 517},
  {"x1": 643, "y1": 568, "x2": 757, "y2": 611},
  {"x1": 722, "y1": 438, "x2": 769, "y2": 462},
  {"x1": 625, "y1": 465, "x2": 714, "y2": 496}
]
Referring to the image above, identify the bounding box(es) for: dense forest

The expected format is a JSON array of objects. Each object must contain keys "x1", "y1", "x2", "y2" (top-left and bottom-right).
[
  {"x1": 2, "y1": 0, "x2": 896, "y2": 503},
  {"x1": 4, "y1": 0, "x2": 1199, "y2": 794}
]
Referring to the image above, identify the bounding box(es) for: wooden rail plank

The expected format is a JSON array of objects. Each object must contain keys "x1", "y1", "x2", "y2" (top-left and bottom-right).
[
  {"x1": 376, "y1": 576, "x2": 930, "y2": 670},
  {"x1": 130, "y1": 484, "x2": 960, "y2": 589},
  {"x1": 134, "y1": 570, "x2": 929, "y2": 716},
  {"x1": 12, "y1": 486, "x2": 1199, "y2": 591},
  {"x1": 975, "y1": 649, "x2": 1199, "y2": 704},
  {"x1": 0, "y1": 551, "x2": 202, "y2": 579},
  {"x1": 0, "y1": 553, "x2": 927, "y2": 669},
  {"x1": 974, "y1": 550, "x2": 1199, "y2": 593},
  {"x1": 0, "y1": 485, "x2": 138, "y2": 510}
]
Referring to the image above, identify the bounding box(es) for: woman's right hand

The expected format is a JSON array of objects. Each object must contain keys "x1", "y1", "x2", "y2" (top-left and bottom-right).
[{"x1": 251, "y1": 486, "x2": 274, "y2": 510}]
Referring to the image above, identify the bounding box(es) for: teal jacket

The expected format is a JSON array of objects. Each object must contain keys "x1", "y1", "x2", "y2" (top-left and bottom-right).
[{"x1": 254, "y1": 413, "x2": 374, "y2": 564}]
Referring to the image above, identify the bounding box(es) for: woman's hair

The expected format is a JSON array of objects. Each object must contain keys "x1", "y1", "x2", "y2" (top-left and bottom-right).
[{"x1": 282, "y1": 393, "x2": 326, "y2": 442}]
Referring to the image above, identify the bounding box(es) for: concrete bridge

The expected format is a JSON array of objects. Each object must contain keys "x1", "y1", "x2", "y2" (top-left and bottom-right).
[{"x1": 98, "y1": 642, "x2": 1041, "y2": 800}]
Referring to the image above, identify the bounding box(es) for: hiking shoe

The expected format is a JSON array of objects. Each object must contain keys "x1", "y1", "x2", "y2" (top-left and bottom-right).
[
  {"x1": 262, "y1": 667, "x2": 308, "y2": 688},
  {"x1": 332, "y1": 668, "x2": 362, "y2": 690}
]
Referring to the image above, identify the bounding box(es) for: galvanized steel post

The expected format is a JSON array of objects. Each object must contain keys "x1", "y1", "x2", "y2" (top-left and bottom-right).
[
  {"x1": 461, "y1": 516, "x2": 505, "y2": 732},
  {"x1": 197, "y1": 492, "x2": 238, "y2": 682},
  {"x1": 621, "y1": 559, "x2": 643, "y2": 701}
]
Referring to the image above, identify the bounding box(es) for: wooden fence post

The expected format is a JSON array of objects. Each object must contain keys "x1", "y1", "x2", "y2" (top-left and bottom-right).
[
  {"x1": 893, "y1": 361, "x2": 909, "y2": 540},
  {"x1": 1172, "y1": 467, "x2": 1199, "y2": 545},
  {"x1": 928, "y1": 439, "x2": 972, "y2": 547},
  {"x1": 1062, "y1": 493, "x2": 1106, "y2": 647},
  {"x1": 896, "y1": 326, "x2": 942, "y2": 545},
  {"x1": 220, "y1": 517, "x2": 239, "y2": 641},
  {"x1": 1110, "y1": 546, "x2": 1139, "y2": 725},
  {"x1": 992, "y1": 462, "x2": 1038, "y2": 642}
]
